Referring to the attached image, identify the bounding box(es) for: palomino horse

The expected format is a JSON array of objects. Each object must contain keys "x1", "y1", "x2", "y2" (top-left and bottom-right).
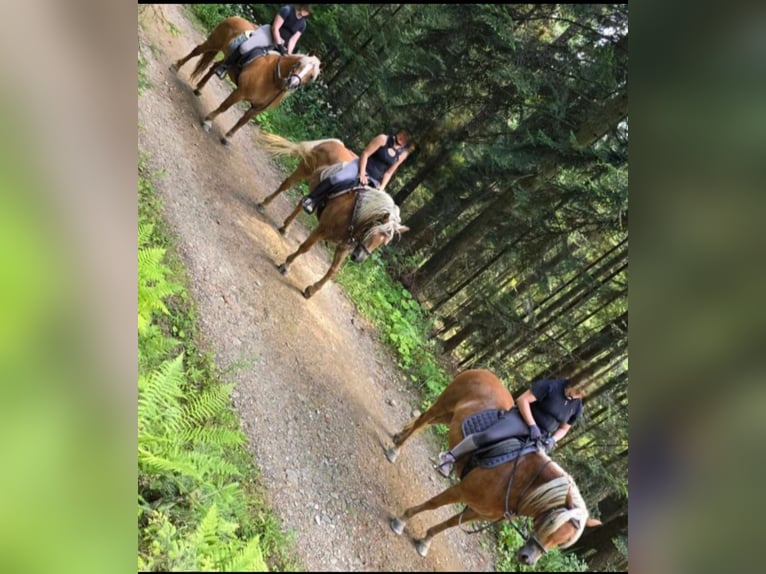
[
  {"x1": 170, "y1": 16, "x2": 258, "y2": 86},
  {"x1": 255, "y1": 131, "x2": 357, "y2": 235},
  {"x1": 197, "y1": 52, "x2": 321, "y2": 145},
  {"x1": 276, "y1": 187, "x2": 409, "y2": 298},
  {"x1": 385, "y1": 369, "x2": 601, "y2": 565}
]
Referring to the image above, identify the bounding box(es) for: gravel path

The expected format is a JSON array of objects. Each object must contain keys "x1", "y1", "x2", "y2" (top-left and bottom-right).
[{"x1": 138, "y1": 5, "x2": 496, "y2": 571}]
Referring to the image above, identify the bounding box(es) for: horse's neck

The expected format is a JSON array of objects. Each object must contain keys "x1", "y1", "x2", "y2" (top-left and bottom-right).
[{"x1": 319, "y1": 194, "x2": 358, "y2": 242}]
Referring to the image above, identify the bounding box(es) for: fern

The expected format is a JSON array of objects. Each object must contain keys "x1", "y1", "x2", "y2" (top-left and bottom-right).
[{"x1": 138, "y1": 227, "x2": 182, "y2": 336}]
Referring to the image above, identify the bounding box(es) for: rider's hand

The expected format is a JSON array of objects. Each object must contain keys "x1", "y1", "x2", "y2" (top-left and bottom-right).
[
  {"x1": 543, "y1": 437, "x2": 556, "y2": 452},
  {"x1": 359, "y1": 173, "x2": 368, "y2": 186},
  {"x1": 528, "y1": 424, "x2": 541, "y2": 440}
]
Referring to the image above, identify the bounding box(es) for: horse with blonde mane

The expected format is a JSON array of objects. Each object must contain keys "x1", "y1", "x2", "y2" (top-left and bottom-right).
[
  {"x1": 385, "y1": 369, "x2": 601, "y2": 565},
  {"x1": 255, "y1": 131, "x2": 357, "y2": 235},
  {"x1": 171, "y1": 19, "x2": 321, "y2": 145},
  {"x1": 276, "y1": 185, "x2": 409, "y2": 298}
]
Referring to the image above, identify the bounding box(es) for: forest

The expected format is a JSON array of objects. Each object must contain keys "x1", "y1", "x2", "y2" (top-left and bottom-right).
[{"x1": 163, "y1": 4, "x2": 629, "y2": 570}]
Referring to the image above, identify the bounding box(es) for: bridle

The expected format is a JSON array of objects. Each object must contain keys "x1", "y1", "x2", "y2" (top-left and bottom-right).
[
  {"x1": 346, "y1": 189, "x2": 388, "y2": 259},
  {"x1": 274, "y1": 55, "x2": 316, "y2": 90},
  {"x1": 457, "y1": 438, "x2": 553, "y2": 556}
]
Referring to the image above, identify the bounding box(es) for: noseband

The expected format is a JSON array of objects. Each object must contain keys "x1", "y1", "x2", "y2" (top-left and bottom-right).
[{"x1": 274, "y1": 56, "x2": 315, "y2": 90}]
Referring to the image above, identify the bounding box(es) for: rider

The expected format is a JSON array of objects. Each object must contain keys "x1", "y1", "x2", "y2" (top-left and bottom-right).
[
  {"x1": 214, "y1": 5, "x2": 311, "y2": 78},
  {"x1": 435, "y1": 373, "x2": 586, "y2": 477},
  {"x1": 302, "y1": 129, "x2": 412, "y2": 214}
]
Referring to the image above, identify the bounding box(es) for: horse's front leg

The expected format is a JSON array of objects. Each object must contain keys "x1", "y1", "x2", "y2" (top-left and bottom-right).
[
  {"x1": 398, "y1": 507, "x2": 482, "y2": 558},
  {"x1": 389, "y1": 485, "x2": 473, "y2": 555},
  {"x1": 277, "y1": 200, "x2": 305, "y2": 236},
  {"x1": 277, "y1": 227, "x2": 322, "y2": 275},
  {"x1": 303, "y1": 246, "x2": 351, "y2": 299},
  {"x1": 222, "y1": 103, "x2": 263, "y2": 146},
  {"x1": 201, "y1": 89, "x2": 244, "y2": 134}
]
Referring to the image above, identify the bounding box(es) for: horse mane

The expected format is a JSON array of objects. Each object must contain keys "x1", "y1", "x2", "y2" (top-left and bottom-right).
[
  {"x1": 518, "y1": 459, "x2": 588, "y2": 549},
  {"x1": 355, "y1": 189, "x2": 402, "y2": 241}
]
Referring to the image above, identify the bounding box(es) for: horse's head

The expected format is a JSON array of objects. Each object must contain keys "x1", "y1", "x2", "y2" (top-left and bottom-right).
[
  {"x1": 516, "y1": 476, "x2": 602, "y2": 566},
  {"x1": 350, "y1": 192, "x2": 409, "y2": 263},
  {"x1": 283, "y1": 54, "x2": 321, "y2": 90}
]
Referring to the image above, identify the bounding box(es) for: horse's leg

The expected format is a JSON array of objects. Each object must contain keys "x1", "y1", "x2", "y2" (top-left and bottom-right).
[
  {"x1": 385, "y1": 387, "x2": 457, "y2": 462},
  {"x1": 201, "y1": 89, "x2": 245, "y2": 133},
  {"x1": 409, "y1": 508, "x2": 483, "y2": 558},
  {"x1": 193, "y1": 64, "x2": 218, "y2": 96},
  {"x1": 302, "y1": 246, "x2": 351, "y2": 299},
  {"x1": 277, "y1": 201, "x2": 304, "y2": 236},
  {"x1": 277, "y1": 227, "x2": 322, "y2": 275},
  {"x1": 390, "y1": 484, "x2": 474, "y2": 555},
  {"x1": 171, "y1": 44, "x2": 205, "y2": 72},
  {"x1": 221, "y1": 104, "x2": 263, "y2": 146},
  {"x1": 258, "y1": 161, "x2": 311, "y2": 211}
]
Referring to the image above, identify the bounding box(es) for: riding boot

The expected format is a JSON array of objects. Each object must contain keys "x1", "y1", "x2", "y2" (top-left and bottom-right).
[
  {"x1": 303, "y1": 177, "x2": 334, "y2": 213},
  {"x1": 435, "y1": 434, "x2": 479, "y2": 477},
  {"x1": 214, "y1": 49, "x2": 240, "y2": 78}
]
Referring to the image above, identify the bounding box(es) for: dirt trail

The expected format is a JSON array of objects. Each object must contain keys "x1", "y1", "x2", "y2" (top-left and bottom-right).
[{"x1": 138, "y1": 5, "x2": 495, "y2": 571}]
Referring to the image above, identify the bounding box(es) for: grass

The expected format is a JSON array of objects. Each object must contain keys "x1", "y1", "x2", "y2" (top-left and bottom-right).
[{"x1": 138, "y1": 151, "x2": 302, "y2": 572}]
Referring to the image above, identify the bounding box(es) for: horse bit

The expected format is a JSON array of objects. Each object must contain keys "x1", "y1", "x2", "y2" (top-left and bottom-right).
[{"x1": 274, "y1": 57, "x2": 313, "y2": 90}]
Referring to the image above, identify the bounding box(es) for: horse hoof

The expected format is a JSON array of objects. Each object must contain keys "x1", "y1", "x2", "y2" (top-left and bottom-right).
[
  {"x1": 193, "y1": 89, "x2": 201, "y2": 97},
  {"x1": 416, "y1": 539, "x2": 431, "y2": 557},
  {"x1": 390, "y1": 518, "x2": 405, "y2": 536},
  {"x1": 201, "y1": 121, "x2": 210, "y2": 132},
  {"x1": 169, "y1": 63, "x2": 179, "y2": 73},
  {"x1": 302, "y1": 287, "x2": 313, "y2": 299},
  {"x1": 277, "y1": 264, "x2": 288, "y2": 275},
  {"x1": 255, "y1": 203, "x2": 265, "y2": 213},
  {"x1": 220, "y1": 137, "x2": 229, "y2": 146},
  {"x1": 384, "y1": 447, "x2": 399, "y2": 463},
  {"x1": 278, "y1": 227, "x2": 287, "y2": 236}
]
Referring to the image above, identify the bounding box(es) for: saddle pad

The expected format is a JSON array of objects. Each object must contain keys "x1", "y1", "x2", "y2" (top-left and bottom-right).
[
  {"x1": 459, "y1": 409, "x2": 541, "y2": 477},
  {"x1": 461, "y1": 408, "x2": 505, "y2": 436}
]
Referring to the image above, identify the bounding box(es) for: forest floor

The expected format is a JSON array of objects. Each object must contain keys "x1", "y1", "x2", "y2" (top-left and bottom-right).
[{"x1": 138, "y1": 4, "x2": 496, "y2": 571}]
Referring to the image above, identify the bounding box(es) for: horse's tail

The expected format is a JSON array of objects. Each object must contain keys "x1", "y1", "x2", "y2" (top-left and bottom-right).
[{"x1": 256, "y1": 132, "x2": 343, "y2": 165}]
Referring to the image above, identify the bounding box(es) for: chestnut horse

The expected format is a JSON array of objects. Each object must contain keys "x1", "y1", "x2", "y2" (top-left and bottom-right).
[
  {"x1": 170, "y1": 16, "x2": 259, "y2": 85},
  {"x1": 255, "y1": 131, "x2": 357, "y2": 235},
  {"x1": 385, "y1": 369, "x2": 601, "y2": 565},
  {"x1": 276, "y1": 187, "x2": 409, "y2": 298},
  {"x1": 197, "y1": 52, "x2": 321, "y2": 145}
]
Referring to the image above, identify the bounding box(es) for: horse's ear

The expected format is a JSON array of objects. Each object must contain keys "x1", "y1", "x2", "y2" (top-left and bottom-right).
[
  {"x1": 398, "y1": 225, "x2": 410, "y2": 234},
  {"x1": 585, "y1": 518, "x2": 602, "y2": 528}
]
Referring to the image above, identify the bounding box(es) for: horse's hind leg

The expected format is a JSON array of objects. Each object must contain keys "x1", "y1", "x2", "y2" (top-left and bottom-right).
[
  {"x1": 277, "y1": 201, "x2": 304, "y2": 236},
  {"x1": 258, "y1": 161, "x2": 311, "y2": 211},
  {"x1": 171, "y1": 44, "x2": 205, "y2": 72},
  {"x1": 385, "y1": 391, "x2": 455, "y2": 462},
  {"x1": 193, "y1": 65, "x2": 218, "y2": 96},
  {"x1": 390, "y1": 485, "x2": 477, "y2": 556}
]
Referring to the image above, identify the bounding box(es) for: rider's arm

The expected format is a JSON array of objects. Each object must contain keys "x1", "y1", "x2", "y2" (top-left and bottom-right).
[
  {"x1": 379, "y1": 149, "x2": 410, "y2": 191},
  {"x1": 272, "y1": 13, "x2": 285, "y2": 46},
  {"x1": 287, "y1": 31, "x2": 302, "y2": 55},
  {"x1": 551, "y1": 423, "x2": 571, "y2": 442},
  {"x1": 515, "y1": 390, "x2": 539, "y2": 428},
  {"x1": 358, "y1": 134, "x2": 387, "y2": 185}
]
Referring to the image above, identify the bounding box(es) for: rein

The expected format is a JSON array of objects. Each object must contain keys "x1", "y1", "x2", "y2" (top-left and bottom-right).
[
  {"x1": 458, "y1": 440, "x2": 551, "y2": 555},
  {"x1": 346, "y1": 190, "x2": 371, "y2": 256}
]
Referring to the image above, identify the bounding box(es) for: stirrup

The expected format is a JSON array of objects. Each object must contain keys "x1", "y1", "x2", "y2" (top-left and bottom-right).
[
  {"x1": 302, "y1": 198, "x2": 315, "y2": 214},
  {"x1": 214, "y1": 64, "x2": 227, "y2": 78}
]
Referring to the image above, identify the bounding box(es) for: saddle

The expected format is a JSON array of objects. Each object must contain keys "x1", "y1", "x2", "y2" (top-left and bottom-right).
[
  {"x1": 458, "y1": 408, "x2": 541, "y2": 479},
  {"x1": 229, "y1": 46, "x2": 280, "y2": 83}
]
